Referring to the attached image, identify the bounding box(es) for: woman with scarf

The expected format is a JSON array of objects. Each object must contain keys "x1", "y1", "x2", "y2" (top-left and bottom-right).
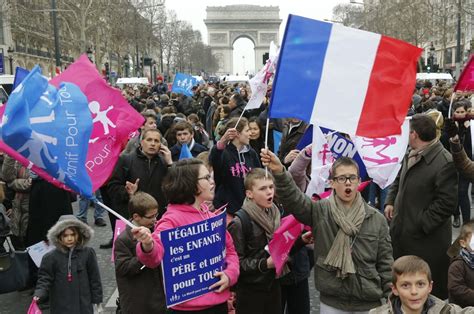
[{"x1": 261, "y1": 152, "x2": 394, "y2": 314}]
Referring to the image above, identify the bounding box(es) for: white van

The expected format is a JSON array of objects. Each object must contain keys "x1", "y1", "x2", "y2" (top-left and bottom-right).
[{"x1": 0, "y1": 75, "x2": 14, "y2": 104}]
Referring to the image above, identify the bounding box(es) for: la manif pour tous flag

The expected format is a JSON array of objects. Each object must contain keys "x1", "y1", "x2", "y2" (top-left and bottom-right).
[{"x1": 269, "y1": 15, "x2": 422, "y2": 138}]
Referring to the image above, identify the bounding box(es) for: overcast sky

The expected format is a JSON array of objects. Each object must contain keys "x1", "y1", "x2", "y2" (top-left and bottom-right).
[{"x1": 165, "y1": 0, "x2": 350, "y2": 74}]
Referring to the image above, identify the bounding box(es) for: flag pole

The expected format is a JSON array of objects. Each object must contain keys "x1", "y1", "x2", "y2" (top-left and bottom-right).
[
  {"x1": 264, "y1": 117, "x2": 270, "y2": 178},
  {"x1": 95, "y1": 200, "x2": 135, "y2": 229},
  {"x1": 235, "y1": 109, "x2": 246, "y2": 128},
  {"x1": 448, "y1": 93, "x2": 456, "y2": 118}
]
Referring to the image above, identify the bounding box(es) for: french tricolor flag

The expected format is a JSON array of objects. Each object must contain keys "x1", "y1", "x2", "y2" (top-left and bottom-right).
[{"x1": 269, "y1": 15, "x2": 422, "y2": 137}]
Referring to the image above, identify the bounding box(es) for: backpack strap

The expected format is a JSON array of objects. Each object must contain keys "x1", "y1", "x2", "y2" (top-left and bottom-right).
[{"x1": 234, "y1": 209, "x2": 252, "y2": 245}]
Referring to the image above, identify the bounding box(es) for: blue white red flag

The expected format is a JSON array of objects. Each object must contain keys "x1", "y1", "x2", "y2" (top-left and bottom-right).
[
  {"x1": 269, "y1": 15, "x2": 422, "y2": 137},
  {"x1": 1, "y1": 66, "x2": 94, "y2": 196}
]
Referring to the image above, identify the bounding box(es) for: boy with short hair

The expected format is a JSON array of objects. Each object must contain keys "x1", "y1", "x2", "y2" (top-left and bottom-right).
[
  {"x1": 170, "y1": 121, "x2": 208, "y2": 161},
  {"x1": 114, "y1": 192, "x2": 166, "y2": 314},
  {"x1": 370, "y1": 255, "x2": 473, "y2": 313},
  {"x1": 228, "y1": 168, "x2": 283, "y2": 314},
  {"x1": 261, "y1": 152, "x2": 394, "y2": 313}
]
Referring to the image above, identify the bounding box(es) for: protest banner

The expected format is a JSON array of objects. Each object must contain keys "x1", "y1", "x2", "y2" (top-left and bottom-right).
[{"x1": 160, "y1": 211, "x2": 227, "y2": 308}]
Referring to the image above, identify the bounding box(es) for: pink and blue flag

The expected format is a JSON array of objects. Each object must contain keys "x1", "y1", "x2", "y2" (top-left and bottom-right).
[
  {"x1": 50, "y1": 54, "x2": 144, "y2": 192},
  {"x1": 269, "y1": 15, "x2": 422, "y2": 137},
  {"x1": 1, "y1": 66, "x2": 94, "y2": 196}
]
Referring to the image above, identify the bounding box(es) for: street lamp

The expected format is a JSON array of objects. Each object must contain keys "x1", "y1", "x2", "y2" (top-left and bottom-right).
[
  {"x1": 242, "y1": 56, "x2": 245, "y2": 75},
  {"x1": 349, "y1": 0, "x2": 364, "y2": 5},
  {"x1": 428, "y1": 42, "x2": 435, "y2": 73},
  {"x1": 86, "y1": 47, "x2": 93, "y2": 63},
  {"x1": 7, "y1": 47, "x2": 14, "y2": 74}
]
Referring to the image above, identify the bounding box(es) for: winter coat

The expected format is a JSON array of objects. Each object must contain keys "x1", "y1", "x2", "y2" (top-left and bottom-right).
[
  {"x1": 273, "y1": 170, "x2": 393, "y2": 312},
  {"x1": 369, "y1": 293, "x2": 472, "y2": 313},
  {"x1": 450, "y1": 139, "x2": 474, "y2": 181},
  {"x1": 107, "y1": 147, "x2": 168, "y2": 218},
  {"x1": 227, "y1": 213, "x2": 278, "y2": 291},
  {"x1": 34, "y1": 216, "x2": 102, "y2": 314},
  {"x1": 2, "y1": 155, "x2": 30, "y2": 237},
  {"x1": 448, "y1": 255, "x2": 474, "y2": 308},
  {"x1": 114, "y1": 226, "x2": 166, "y2": 314},
  {"x1": 26, "y1": 179, "x2": 72, "y2": 246},
  {"x1": 385, "y1": 141, "x2": 458, "y2": 299},
  {"x1": 170, "y1": 140, "x2": 208, "y2": 161},
  {"x1": 278, "y1": 121, "x2": 308, "y2": 165},
  {"x1": 136, "y1": 203, "x2": 240, "y2": 312},
  {"x1": 209, "y1": 143, "x2": 262, "y2": 214}
]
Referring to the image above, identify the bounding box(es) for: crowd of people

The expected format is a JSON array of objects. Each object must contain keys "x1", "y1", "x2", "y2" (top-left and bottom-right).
[{"x1": 0, "y1": 76, "x2": 473, "y2": 314}]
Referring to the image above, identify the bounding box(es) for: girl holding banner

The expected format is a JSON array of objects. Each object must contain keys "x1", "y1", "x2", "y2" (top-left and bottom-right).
[{"x1": 132, "y1": 159, "x2": 239, "y2": 313}]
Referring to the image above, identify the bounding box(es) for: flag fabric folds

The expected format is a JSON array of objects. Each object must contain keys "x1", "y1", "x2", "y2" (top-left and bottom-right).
[
  {"x1": 1, "y1": 66, "x2": 94, "y2": 196},
  {"x1": 13, "y1": 67, "x2": 30, "y2": 90},
  {"x1": 172, "y1": 73, "x2": 197, "y2": 97},
  {"x1": 269, "y1": 15, "x2": 422, "y2": 137},
  {"x1": 50, "y1": 54, "x2": 144, "y2": 193},
  {"x1": 455, "y1": 54, "x2": 474, "y2": 91},
  {"x1": 179, "y1": 144, "x2": 193, "y2": 160},
  {"x1": 353, "y1": 119, "x2": 410, "y2": 189}
]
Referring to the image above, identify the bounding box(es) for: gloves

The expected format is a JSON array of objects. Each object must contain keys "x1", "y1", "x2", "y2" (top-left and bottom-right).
[{"x1": 444, "y1": 118, "x2": 458, "y2": 138}]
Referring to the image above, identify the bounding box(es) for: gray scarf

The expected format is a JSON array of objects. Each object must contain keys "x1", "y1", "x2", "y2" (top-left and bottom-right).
[
  {"x1": 242, "y1": 197, "x2": 280, "y2": 242},
  {"x1": 324, "y1": 192, "x2": 365, "y2": 278}
]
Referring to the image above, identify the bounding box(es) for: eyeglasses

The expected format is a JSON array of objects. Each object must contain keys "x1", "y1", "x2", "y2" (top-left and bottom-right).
[
  {"x1": 333, "y1": 175, "x2": 359, "y2": 184},
  {"x1": 142, "y1": 213, "x2": 158, "y2": 219},
  {"x1": 198, "y1": 174, "x2": 213, "y2": 182}
]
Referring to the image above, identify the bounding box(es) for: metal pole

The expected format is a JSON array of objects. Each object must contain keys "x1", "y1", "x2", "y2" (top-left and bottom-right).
[
  {"x1": 9, "y1": 57, "x2": 13, "y2": 74},
  {"x1": 51, "y1": 0, "x2": 61, "y2": 69},
  {"x1": 455, "y1": 0, "x2": 461, "y2": 78}
]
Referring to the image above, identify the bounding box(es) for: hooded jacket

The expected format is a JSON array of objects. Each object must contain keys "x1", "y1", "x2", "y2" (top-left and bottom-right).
[
  {"x1": 136, "y1": 203, "x2": 240, "y2": 312},
  {"x1": 34, "y1": 215, "x2": 103, "y2": 314},
  {"x1": 209, "y1": 143, "x2": 262, "y2": 214}
]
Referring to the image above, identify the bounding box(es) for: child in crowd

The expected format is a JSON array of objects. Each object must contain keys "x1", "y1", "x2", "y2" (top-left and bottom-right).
[
  {"x1": 261, "y1": 152, "x2": 393, "y2": 313},
  {"x1": 448, "y1": 220, "x2": 474, "y2": 308},
  {"x1": 132, "y1": 158, "x2": 240, "y2": 313},
  {"x1": 170, "y1": 121, "x2": 208, "y2": 161},
  {"x1": 370, "y1": 255, "x2": 473, "y2": 313},
  {"x1": 33, "y1": 215, "x2": 103, "y2": 314},
  {"x1": 114, "y1": 192, "x2": 166, "y2": 314},
  {"x1": 210, "y1": 117, "x2": 262, "y2": 219},
  {"x1": 228, "y1": 168, "x2": 283, "y2": 314}
]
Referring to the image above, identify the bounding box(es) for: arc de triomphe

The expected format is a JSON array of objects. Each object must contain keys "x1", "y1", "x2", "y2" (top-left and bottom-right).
[{"x1": 204, "y1": 5, "x2": 282, "y2": 75}]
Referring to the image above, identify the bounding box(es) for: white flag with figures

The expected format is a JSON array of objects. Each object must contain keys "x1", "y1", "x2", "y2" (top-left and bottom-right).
[
  {"x1": 247, "y1": 41, "x2": 279, "y2": 110},
  {"x1": 353, "y1": 119, "x2": 410, "y2": 189},
  {"x1": 306, "y1": 125, "x2": 334, "y2": 197}
]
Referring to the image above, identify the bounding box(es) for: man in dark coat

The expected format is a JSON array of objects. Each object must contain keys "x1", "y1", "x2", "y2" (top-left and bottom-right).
[
  {"x1": 278, "y1": 118, "x2": 308, "y2": 167},
  {"x1": 385, "y1": 114, "x2": 458, "y2": 299},
  {"x1": 228, "y1": 93, "x2": 247, "y2": 118}
]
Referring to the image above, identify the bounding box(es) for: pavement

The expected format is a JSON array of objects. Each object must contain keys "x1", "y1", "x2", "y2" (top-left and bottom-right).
[{"x1": 0, "y1": 200, "x2": 466, "y2": 314}]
